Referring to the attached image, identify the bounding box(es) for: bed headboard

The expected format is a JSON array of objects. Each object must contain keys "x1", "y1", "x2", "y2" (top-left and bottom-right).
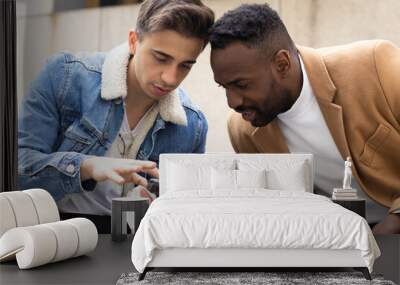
[{"x1": 159, "y1": 153, "x2": 314, "y2": 196}]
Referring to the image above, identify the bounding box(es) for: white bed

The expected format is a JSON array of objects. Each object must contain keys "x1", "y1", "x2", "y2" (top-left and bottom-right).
[{"x1": 131, "y1": 154, "x2": 380, "y2": 280}]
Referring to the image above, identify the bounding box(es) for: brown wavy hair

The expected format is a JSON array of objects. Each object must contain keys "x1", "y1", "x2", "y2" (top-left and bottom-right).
[{"x1": 136, "y1": 0, "x2": 215, "y2": 45}]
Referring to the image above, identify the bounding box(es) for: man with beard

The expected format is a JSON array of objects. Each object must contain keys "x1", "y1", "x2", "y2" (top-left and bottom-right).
[{"x1": 210, "y1": 4, "x2": 400, "y2": 234}]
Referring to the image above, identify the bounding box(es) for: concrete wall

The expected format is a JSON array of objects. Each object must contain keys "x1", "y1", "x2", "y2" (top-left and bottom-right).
[{"x1": 17, "y1": 0, "x2": 400, "y2": 152}]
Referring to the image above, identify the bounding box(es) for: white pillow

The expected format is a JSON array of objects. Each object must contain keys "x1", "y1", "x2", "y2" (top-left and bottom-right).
[
  {"x1": 211, "y1": 169, "x2": 268, "y2": 191},
  {"x1": 237, "y1": 159, "x2": 309, "y2": 192},
  {"x1": 236, "y1": 169, "x2": 267, "y2": 189},
  {"x1": 267, "y1": 162, "x2": 307, "y2": 191},
  {"x1": 167, "y1": 163, "x2": 211, "y2": 191},
  {"x1": 211, "y1": 168, "x2": 236, "y2": 190}
]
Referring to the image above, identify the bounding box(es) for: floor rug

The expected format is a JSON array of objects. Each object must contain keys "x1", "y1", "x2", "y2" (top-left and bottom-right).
[{"x1": 116, "y1": 271, "x2": 395, "y2": 285}]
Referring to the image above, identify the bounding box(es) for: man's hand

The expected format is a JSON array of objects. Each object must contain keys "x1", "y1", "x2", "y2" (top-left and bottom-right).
[
  {"x1": 372, "y1": 213, "x2": 400, "y2": 234},
  {"x1": 138, "y1": 186, "x2": 157, "y2": 203},
  {"x1": 80, "y1": 156, "x2": 159, "y2": 188}
]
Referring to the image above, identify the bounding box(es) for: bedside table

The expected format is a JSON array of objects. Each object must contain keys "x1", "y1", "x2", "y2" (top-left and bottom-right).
[
  {"x1": 111, "y1": 197, "x2": 149, "y2": 242},
  {"x1": 332, "y1": 198, "x2": 366, "y2": 218}
]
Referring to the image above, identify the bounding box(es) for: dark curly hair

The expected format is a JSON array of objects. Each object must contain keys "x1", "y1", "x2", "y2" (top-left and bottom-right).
[{"x1": 210, "y1": 4, "x2": 294, "y2": 55}]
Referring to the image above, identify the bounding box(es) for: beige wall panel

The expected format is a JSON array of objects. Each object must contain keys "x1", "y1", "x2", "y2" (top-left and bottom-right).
[
  {"x1": 20, "y1": 15, "x2": 53, "y2": 99},
  {"x1": 52, "y1": 8, "x2": 100, "y2": 53},
  {"x1": 205, "y1": 0, "x2": 280, "y2": 18},
  {"x1": 99, "y1": 5, "x2": 140, "y2": 51},
  {"x1": 281, "y1": 0, "x2": 400, "y2": 47}
]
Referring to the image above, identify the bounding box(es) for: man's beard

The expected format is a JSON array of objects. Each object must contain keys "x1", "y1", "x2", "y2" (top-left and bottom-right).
[
  {"x1": 251, "y1": 89, "x2": 294, "y2": 127},
  {"x1": 249, "y1": 109, "x2": 278, "y2": 127}
]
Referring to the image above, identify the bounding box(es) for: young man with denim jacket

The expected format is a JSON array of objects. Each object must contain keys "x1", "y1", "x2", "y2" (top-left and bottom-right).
[{"x1": 18, "y1": 0, "x2": 214, "y2": 218}]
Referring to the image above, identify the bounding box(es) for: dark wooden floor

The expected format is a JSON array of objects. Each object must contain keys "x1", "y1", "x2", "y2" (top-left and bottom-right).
[
  {"x1": 374, "y1": 234, "x2": 400, "y2": 284},
  {"x1": 0, "y1": 234, "x2": 398, "y2": 284}
]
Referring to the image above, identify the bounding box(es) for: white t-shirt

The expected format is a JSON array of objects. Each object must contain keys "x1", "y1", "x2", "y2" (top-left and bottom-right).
[
  {"x1": 57, "y1": 104, "x2": 156, "y2": 215},
  {"x1": 277, "y1": 56, "x2": 388, "y2": 223}
]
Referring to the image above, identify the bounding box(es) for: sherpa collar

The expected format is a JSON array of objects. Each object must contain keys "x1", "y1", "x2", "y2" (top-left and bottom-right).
[{"x1": 101, "y1": 42, "x2": 187, "y2": 126}]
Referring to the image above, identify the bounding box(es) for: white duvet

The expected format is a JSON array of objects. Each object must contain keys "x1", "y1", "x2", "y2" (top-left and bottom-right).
[{"x1": 131, "y1": 190, "x2": 380, "y2": 273}]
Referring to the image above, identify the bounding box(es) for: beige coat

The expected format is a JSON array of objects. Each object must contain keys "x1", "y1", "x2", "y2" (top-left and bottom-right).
[{"x1": 228, "y1": 40, "x2": 400, "y2": 213}]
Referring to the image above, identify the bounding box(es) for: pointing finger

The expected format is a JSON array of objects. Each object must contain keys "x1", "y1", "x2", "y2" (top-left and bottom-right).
[
  {"x1": 108, "y1": 172, "x2": 125, "y2": 184},
  {"x1": 142, "y1": 167, "x2": 159, "y2": 178},
  {"x1": 131, "y1": 173, "x2": 148, "y2": 188}
]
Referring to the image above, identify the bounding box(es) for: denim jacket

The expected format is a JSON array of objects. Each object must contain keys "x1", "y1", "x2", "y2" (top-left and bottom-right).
[{"x1": 18, "y1": 43, "x2": 208, "y2": 202}]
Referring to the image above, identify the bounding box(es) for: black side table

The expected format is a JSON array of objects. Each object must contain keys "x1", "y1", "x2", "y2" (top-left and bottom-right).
[
  {"x1": 332, "y1": 198, "x2": 366, "y2": 218},
  {"x1": 111, "y1": 197, "x2": 149, "y2": 242}
]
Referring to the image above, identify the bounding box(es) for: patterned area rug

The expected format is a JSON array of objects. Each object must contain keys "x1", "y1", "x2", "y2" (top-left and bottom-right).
[{"x1": 116, "y1": 271, "x2": 395, "y2": 285}]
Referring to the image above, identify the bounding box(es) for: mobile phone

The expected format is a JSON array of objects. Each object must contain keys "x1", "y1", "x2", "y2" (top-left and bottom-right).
[{"x1": 147, "y1": 178, "x2": 159, "y2": 197}]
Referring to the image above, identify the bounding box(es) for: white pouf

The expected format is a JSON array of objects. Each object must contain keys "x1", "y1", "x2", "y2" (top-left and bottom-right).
[{"x1": 0, "y1": 189, "x2": 98, "y2": 269}]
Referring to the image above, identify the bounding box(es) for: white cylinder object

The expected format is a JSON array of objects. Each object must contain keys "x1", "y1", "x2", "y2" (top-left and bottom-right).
[
  {"x1": 1, "y1": 192, "x2": 39, "y2": 227},
  {"x1": 0, "y1": 226, "x2": 57, "y2": 269},
  {"x1": 42, "y1": 221, "x2": 79, "y2": 262},
  {"x1": 23, "y1": 189, "x2": 60, "y2": 224},
  {"x1": 65, "y1": 218, "x2": 98, "y2": 257},
  {"x1": 0, "y1": 189, "x2": 98, "y2": 269},
  {"x1": 0, "y1": 195, "x2": 17, "y2": 237}
]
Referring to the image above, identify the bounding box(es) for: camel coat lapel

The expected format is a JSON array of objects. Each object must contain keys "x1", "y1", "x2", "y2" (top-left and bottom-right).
[
  {"x1": 299, "y1": 46, "x2": 351, "y2": 161},
  {"x1": 250, "y1": 46, "x2": 351, "y2": 160}
]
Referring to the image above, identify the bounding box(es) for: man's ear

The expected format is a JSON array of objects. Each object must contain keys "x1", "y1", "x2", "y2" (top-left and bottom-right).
[
  {"x1": 271, "y1": 49, "x2": 291, "y2": 79},
  {"x1": 128, "y1": 30, "x2": 139, "y2": 55}
]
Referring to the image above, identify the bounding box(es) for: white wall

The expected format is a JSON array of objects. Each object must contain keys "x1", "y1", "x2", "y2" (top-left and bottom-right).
[{"x1": 17, "y1": 0, "x2": 400, "y2": 152}]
